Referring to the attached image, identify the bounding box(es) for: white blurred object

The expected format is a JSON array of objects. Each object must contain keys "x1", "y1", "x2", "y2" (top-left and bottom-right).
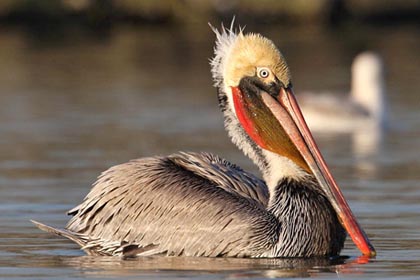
[{"x1": 299, "y1": 52, "x2": 387, "y2": 133}]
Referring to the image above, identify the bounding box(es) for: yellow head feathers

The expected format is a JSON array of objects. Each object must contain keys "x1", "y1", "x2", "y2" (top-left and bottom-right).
[{"x1": 210, "y1": 25, "x2": 291, "y2": 90}]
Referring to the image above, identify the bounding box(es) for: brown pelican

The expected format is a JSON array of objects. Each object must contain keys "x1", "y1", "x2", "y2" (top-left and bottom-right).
[
  {"x1": 298, "y1": 52, "x2": 387, "y2": 133},
  {"x1": 32, "y1": 24, "x2": 376, "y2": 258}
]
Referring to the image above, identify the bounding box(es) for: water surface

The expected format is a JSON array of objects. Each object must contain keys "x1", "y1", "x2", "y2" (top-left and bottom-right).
[{"x1": 0, "y1": 22, "x2": 420, "y2": 279}]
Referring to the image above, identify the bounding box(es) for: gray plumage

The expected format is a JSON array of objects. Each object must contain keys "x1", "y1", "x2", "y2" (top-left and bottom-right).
[
  {"x1": 68, "y1": 151, "x2": 274, "y2": 258},
  {"x1": 33, "y1": 152, "x2": 345, "y2": 258},
  {"x1": 34, "y1": 152, "x2": 272, "y2": 257}
]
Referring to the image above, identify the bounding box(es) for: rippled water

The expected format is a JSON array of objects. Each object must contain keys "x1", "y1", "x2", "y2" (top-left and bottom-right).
[{"x1": 0, "y1": 22, "x2": 419, "y2": 279}]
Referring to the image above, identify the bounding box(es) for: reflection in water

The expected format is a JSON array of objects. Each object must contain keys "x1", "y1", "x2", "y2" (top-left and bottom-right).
[
  {"x1": 49, "y1": 255, "x2": 358, "y2": 278},
  {"x1": 351, "y1": 125, "x2": 384, "y2": 178}
]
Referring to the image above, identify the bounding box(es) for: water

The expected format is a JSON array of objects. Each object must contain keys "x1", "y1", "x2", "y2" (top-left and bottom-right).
[{"x1": 0, "y1": 22, "x2": 420, "y2": 279}]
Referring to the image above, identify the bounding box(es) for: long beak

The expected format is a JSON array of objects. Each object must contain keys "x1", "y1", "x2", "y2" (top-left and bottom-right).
[{"x1": 232, "y1": 85, "x2": 376, "y2": 257}]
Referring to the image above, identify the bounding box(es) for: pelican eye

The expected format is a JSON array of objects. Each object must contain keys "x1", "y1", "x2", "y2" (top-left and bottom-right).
[{"x1": 257, "y1": 67, "x2": 271, "y2": 79}]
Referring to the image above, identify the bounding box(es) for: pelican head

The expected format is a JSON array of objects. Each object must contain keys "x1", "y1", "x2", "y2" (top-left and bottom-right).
[{"x1": 210, "y1": 24, "x2": 376, "y2": 257}]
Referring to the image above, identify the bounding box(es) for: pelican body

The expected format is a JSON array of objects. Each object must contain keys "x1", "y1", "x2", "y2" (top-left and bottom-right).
[{"x1": 33, "y1": 24, "x2": 375, "y2": 258}]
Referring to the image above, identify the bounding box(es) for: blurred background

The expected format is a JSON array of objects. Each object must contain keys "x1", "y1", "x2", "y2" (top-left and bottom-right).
[{"x1": 1, "y1": 0, "x2": 420, "y2": 279}]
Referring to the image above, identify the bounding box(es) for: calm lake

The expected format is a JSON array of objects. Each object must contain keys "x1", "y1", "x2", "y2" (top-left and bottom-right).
[{"x1": 0, "y1": 21, "x2": 419, "y2": 279}]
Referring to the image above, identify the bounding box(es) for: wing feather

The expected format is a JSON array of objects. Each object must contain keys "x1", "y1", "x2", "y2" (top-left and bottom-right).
[{"x1": 63, "y1": 152, "x2": 277, "y2": 257}]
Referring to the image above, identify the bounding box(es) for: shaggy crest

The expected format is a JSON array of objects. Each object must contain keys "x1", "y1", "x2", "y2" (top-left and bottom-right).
[{"x1": 209, "y1": 20, "x2": 245, "y2": 88}]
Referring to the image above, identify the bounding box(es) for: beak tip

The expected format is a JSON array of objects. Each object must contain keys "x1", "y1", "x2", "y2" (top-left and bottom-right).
[{"x1": 364, "y1": 245, "x2": 377, "y2": 257}]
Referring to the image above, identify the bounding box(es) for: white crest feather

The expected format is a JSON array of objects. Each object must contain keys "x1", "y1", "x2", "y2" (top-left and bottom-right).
[{"x1": 209, "y1": 19, "x2": 245, "y2": 88}]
